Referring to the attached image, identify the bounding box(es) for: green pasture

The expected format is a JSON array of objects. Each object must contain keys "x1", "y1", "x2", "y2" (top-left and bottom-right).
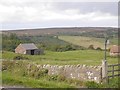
[
  {"x1": 2, "y1": 50, "x2": 118, "y2": 65},
  {"x1": 58, "y1": 36, "x2": 118, "y2": 49}
]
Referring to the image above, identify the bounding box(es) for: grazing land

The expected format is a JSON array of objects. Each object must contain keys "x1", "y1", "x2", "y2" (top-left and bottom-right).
[
  {"x1": 2, "y1": 27, "x2": 119, "y2": 88},
  {"x1": 58, "y1": 36, "x2": 118, "y2": 49},
  {"x1": 59, "y1": 36, "x2": 105, "y2": 49},
  {"x1": 2, "y1": 50, "x2": 118, "y2": 65}
]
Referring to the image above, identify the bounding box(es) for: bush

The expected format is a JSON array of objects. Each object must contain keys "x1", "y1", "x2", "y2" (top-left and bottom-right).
[
  {"x1": 107, "y1": 77, "x2": 119, "y2": 88},
  {"x1": 85, "y1": 81, "x2": 101, "y2": 88},
  {"x1": 2, "y1": 65, "x2": 7, "y2": 71},
  {"x1": 47, "y1": 74, "x2": 66, "y2": 82},
  {"x1": 96, "y1": 47, "x2": 102, "y2": 51},
  {"x1": 2, "y1": 61, "x2": 16, "y2": 71},
  {"x1": 54, "y1": 44, "x2": 86, "y2": 52},
  {"x1": 66, "y1": 79, "x2": 84, "y2": 86},
  {"x1": 36, "y1": 69, "x2": 48, "y2": 77},
  {"x1": 47, "y1": 75, "x2": 58, "y2": 81},
  {"x1": 13, "y1": 55, "x2": 29, "y2": 60},
  {"x1": 57, "y1": 75, "x2": 66, "y2": 81},
  {"x1": 88, "y1": 45, "x2": 95, "y2": 50},
  {"x1": 28, "y1": 65, "x2": 48, "y2": 78}
]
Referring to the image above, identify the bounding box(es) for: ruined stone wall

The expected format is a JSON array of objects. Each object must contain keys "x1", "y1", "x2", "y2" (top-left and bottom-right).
[{"x1": 36, "y1": 64, "x2": 102, "y2": 83}]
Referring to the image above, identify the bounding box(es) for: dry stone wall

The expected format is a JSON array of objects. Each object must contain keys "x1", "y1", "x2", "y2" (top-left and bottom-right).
[
  {"x1": 36, "y1": 64, "x2": 102, "y2": 83},
  {"x1": 3, "y1": 60, "x2": 102, "y2": 83}
]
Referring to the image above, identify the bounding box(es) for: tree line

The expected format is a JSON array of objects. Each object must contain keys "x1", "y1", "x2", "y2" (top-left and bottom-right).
[{"x1": 2, "y1": 33, "x2": 85, "y2": 52}]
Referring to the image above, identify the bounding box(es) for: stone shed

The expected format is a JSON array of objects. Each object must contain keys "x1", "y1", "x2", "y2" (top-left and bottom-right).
[
  {"x1": 110, "y1": 45, "x2": 120, "y2": 56},
  {"x1": 15, "y1": 43, "x2": 44, "y2": 55}
]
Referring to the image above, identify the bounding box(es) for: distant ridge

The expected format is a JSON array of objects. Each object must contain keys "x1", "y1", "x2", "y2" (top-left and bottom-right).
[
  {"x1": 2, "y1": 27, "x2": 117, "y2": 36},
  {"x1": 2, "y1": 27, "x2": 115, "y2": 31}
]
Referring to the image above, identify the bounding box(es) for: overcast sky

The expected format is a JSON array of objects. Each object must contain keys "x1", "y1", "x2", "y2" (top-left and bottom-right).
[{"x1": 0, "y1": 0, "x2": 118, "y2": 30}]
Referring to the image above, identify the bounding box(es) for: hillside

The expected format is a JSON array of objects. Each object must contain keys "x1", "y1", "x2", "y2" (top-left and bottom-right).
[
  {"x1": 2, "y1": 34, "x2": 83, "y2": 52},
  {"x1": 2, "y1": 27, "x2": 118, "y2": 38},
  {"x1": 58, "y1": 36, "x2": 118, "y2": 49}
]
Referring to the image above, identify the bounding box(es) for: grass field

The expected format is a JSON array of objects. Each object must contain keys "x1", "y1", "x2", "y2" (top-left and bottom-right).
[
  {"x1": 2, "y1": 50, "x2": 118, "y2": 65},
  {"x1": 58, "y1": 36, "x2": 118, "y2": 49},
  {"x1": 2, "y1": 70, "x2": 119, "y2": 88},
  {"x1": 2, "y1": 30, "x2": 119, "y2": 88},
  {"x1": 2, "y1": 44, "x2": 119, "y2": 88},
  {"x1": 2, "y1": 60, "x2": 119, "y2": 88},
  {"x1": 2, "y1": 71, "x2": 75, "y2": 88}
]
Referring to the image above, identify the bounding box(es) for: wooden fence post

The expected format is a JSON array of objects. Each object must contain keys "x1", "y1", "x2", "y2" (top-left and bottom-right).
[
  {"x1": 112, "y1": 65, "x2": 114, "y2": 77},
  {"x1": 102, "y1": 60, "x2": 108, "y2": 83}
]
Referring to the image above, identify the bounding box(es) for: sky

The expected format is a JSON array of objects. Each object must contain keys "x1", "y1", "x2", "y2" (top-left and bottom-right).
[{"x1": 0, "y1": 0, "x2": 118, "y2": 30}]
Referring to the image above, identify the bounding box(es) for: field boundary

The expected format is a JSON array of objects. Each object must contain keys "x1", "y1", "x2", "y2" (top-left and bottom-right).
[{"x1": 107, "y1": 64, "x2": 120, "y2": 83}]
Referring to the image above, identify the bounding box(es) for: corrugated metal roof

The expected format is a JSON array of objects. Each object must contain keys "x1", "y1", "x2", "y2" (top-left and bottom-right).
[{"x1": 20, "y1": 43, "x2": 38, "y2": 50}]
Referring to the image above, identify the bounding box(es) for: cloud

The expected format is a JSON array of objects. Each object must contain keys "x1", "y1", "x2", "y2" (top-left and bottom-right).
[
  {"x1": 0, "y1": 0, "x2": 55, "y2": 23},
  {"x1": 0, "y1": 0, "x2": 118, "y2": 30}
]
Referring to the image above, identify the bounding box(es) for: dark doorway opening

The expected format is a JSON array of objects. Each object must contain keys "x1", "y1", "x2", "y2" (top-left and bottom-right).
[{"x1": 31, "y1": 50, "x2": 34, "y2": 55}]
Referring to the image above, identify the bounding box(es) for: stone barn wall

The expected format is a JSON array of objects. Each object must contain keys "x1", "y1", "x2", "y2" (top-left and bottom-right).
[
  {"x1": 36, "y1": 64, "x2": 102, "y2": 83},
  {"x1": 15, "y1": 45, "x2": 26, "y2": 54}
]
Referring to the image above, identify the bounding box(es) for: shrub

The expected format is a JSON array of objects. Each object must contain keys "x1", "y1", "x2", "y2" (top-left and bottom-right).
[
  {"x1": 47, "y1": 75, "x2": 58, "y2": 81},
  {"x1": 2, "y1": 65, "x2": 7, "y2": 71},
  {"x1": 2, "y1": 61, "x2": 16, "y2": 71},
  {"x1": 85, "y1": 81, "x2": 101, "y2": 88},
  {"x1": 57, "y1": 75, "x2": 66, "y2": 81},
  {"x1": 66, "y1": 78, "x2": 84, "y2": 86},
  {"x1": 88, "y1": 45, "x2": 95, "y2": 50},
  {"x1": 28, "y1": 65, "x2": 48, "y2": 78},
  {"x1": 107, "y1": 77, "x2": 119, "y2": 88},
  {"x1": 47, "y1": 74, "x2": 67, "y2": 82},
  {"x1": 13, "y1": 55, "x2": 29, "y2": 60},
  {"x1": 36, "y1": 69, "x2": 48, "y2": 78},
  {"x1": 96, "y1": 47, "x2": 102, "y2": 51}
]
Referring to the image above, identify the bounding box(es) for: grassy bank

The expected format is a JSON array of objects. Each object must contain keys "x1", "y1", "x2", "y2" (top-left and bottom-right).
[
  {"x1": 2, "y1": 61, "x2": 82, "y2": 88},
  {"x1": 2, "y1": 71, "x2": 75, "y2": 88}
]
